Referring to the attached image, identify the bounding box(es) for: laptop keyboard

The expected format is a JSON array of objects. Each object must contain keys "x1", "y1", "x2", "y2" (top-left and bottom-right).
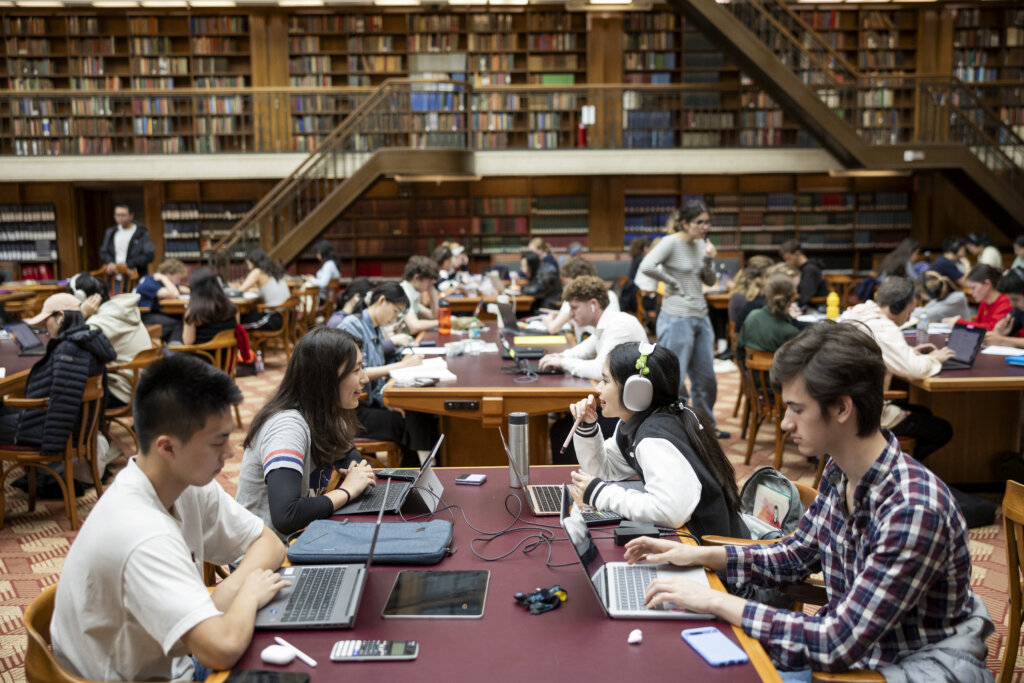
[
  {"x1": 356, "y1": 483, "x2": 407, "y2": 511},
  {"x1": 281, "y1": 566, "x2": 349, "y2": 623},
  {"x1": 612, "y1": 565, "x2": 661, "y2": 611},
  {"x1": 532, "y1": 485, "x2": 562, "y2": 513}
]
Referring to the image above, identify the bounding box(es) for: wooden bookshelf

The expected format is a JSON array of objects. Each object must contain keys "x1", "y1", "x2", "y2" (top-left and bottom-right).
[
  {"x1": 0, "y1": 202, "x2": 58, "y2": 279},
  {"x1": 161, "y1": 199, "x2": 253, "y2": 262},
  {"x1": 467, "y1": 13, "x2": 523, "y2": 88},
  {"x1": 623, "y1": 12, "x2": 680, "y2": 85}
]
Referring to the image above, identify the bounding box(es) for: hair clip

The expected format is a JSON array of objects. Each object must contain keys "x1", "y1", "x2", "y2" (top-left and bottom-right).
[{"x1": 635, "y1": 342, "x2": 656, "y2": 377}]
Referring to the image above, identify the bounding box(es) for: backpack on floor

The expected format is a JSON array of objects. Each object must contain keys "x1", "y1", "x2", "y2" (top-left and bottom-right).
[{"x1": 739, "y1": 466, "x2": 807, "y2": 540}]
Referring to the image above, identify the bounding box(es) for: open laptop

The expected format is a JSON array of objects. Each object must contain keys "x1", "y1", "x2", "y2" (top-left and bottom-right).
[
  {"x1": 499, "y1": 427, "x2": 622, "y2": 526},
  {"x1": 941, "y1": 323, "x2": 986, "y2": 371},
  {"x1": 334, "y1": 435, "x2": 445, "y2": 515},
  {"x1": 5, "y1": 321, "x2": 46, "y2": 356},
  {"x1": 487, "y1": 271, "x2": 507, "y2": 296},
  {"x1": 497, "y1": 335, "x2": 563, "y2": 375},
  {"x1": 255, "y1": 477, "x2": 392, "y2": 629},
  {"x1": 558, "y1": 485, "x2": 713, "y2": 620}
]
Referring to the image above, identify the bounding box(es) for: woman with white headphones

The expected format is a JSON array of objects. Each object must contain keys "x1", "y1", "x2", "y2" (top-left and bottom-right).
[{"x1": 567, "y1": 341, "x2": 747, "y2": 536}]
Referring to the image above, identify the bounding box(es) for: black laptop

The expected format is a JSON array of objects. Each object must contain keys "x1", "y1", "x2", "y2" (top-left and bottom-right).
[
  {"x1": 941, "y1": 323, "x2": 986, "y2": 371},
  {"x1": 497, "y1": 336, "x2": 562, "y2": 375},
  {"x1": 5, "y1": 321, "x2": 46, "y2": 356}
]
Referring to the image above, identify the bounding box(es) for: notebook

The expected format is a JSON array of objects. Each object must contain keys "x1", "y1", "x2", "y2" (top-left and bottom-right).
[
  {"x1": 941, "y1": 323, "x2": 986, "y2": 371},
  {"x1": 5, "y1": 321, "x2": 45, "y2": 356},
  {"x1": 498, "y1": 428, "x2": 623, "y2": 526},
  {"x1": 334, "y1": 435, "x2": 445, "y2": 515},
  {"x1": 558, "y1": 484, "x2": 713, "y2": 620},
  {"x1": 254, "y1": 477, "x2": 392, "y2": 629}
]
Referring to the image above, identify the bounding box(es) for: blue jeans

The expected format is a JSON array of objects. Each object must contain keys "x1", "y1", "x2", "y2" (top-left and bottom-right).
[
  {"x1": 778, "y1": 669, "x2": 812, "y2": 682},
  {"x1": 655, "y1": 312, "x2": 718, "y2": 427},
  {"x1": 192, "y1": 656, "x2": 212, "y2": 682}
]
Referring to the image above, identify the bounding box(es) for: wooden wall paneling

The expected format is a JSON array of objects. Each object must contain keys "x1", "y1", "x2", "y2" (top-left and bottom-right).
[
  {"x1": 587, "y1": 176, "x2": 621, "y2": 250},
  {"x1": 51, "y1": 184, "x2": 79, "y2": 279},
  {"x1": 586, "y1": 14, "x2": 624, "y2": 148},
  {"x1": 737, "y1": 174, "x2": 793, "y2": 194},
  {"x1": 622, "y1": 175, "x2": 680, "y2": 193},
  {"x1": 144, "y1": 182, "x2": 165, "y2": 266},
  {"x1": 915, "y1": 171, "x2": 1002, "y2": 248},
  {"x1": 266, "y1": 10, "x2": 293, "y2": 153}
]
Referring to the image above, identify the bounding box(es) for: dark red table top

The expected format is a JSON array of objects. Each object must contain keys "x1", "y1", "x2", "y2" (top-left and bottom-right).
[
  {"x1": 0, "y1": 333, "x2": 47, "y2": 390},
  {"x1": 905, "y1": 331, "x2": 1024, "y2": 392},
  {"x1": 229, "y1": 466, "x2": 777, "y2": 682}
]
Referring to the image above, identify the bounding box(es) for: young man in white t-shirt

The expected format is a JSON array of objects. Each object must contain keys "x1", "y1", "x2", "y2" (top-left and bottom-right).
[{"x1": 51, "y1": 354, "x2": 289, "y2": 682}]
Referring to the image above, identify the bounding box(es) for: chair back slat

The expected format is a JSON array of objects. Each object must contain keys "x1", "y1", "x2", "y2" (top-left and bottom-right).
[{"x1": 1001, "y1": 479, "x2": 1024, "y2": 683}]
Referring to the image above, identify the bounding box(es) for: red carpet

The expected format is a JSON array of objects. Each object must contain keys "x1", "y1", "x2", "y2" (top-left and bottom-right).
[{"x1": 0, "y1": 351, "x2": 1016, "y2": 680}]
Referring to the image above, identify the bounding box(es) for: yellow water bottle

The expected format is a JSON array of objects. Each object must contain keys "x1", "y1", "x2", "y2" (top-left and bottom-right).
[{"x1": 826, "y1": 290, "x2": 840, "y2": 320}]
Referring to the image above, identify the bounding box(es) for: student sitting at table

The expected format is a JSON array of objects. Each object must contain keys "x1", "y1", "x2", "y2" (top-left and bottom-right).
[
  {"x1": 778, "y1": 239, "x2": 827, "y2": 310},
  {"x1": 538, "y1": 276, "x2": 644, "y2": 380},
  {"x1": 988, "y1": 267, "x2": 1024, "y2": 349},
  {"x1": 736, "y1": 272, "x2": 800, "y2": 360},
  {"x1": 528, "y1": 237, "x2": 560, "y2": 273},
  {"x1": 945, "y1": 264, "x2": 1012, "y2": 330},
  {"x1": 514, "y1": 250, "x2": 562, "y2": 314},
  {"x1": 567, "y1": 342, "x2": 748, "y2": 535},
  {"x1": 431, "y1": 244, "x2": 463, "y2": 294},
  {"x1": 2, "y1": 294, "x2": 116, "y2": 497},
  {"x1": 134, "y1": 258, "x2": 188, "y2": 343},
  {"x1": 68, "y1": 271, "x2": 152, "y2": 409},
  {"x1": 913, "y1": 270, "x2": 970, "y2": 321},
  {"x1": 236, "y1": 328, "x2": 376, "y2": 541},
  {"x1": 399, "y1": 255, "x2": 440, "y2": 335},
  {"x1": 306, "y1": 239, "x2": 341, "y2": 290},
  {"x1": 327, "y1": 277, "x2": 373, "y2": 328},
  {"x1": 542, "y1": 257, "x2": 620, "y2": 335},
  {"x1": 51, "y1": 354, "x2": 289, "y2": 682},
  {"x1": 728, "y1": 255, "x2": 773, "y2": 332},
  {"x1": 179, "y1": 267, "x2": 238, "y2": 346},
  {"x1": 1013, "y1": 236, "x2": 1024, "y2": 270},
  {"x1": 966, "y1": 232, "x2": 1003, "y2": 270},
  {"x1": 624, "y1": 323, "x2": 993, "y2": 682},
  {"x1": 619, "y1": 236, "x2": 651, "y2": 316},
  {"x1": 839, "y1": 277, "x2": 954, "y2": 461},
  {"x1": 237, "y1": 248, "x2": 290, "y2": 332},
  {"x1": 338, "y1": 281, "x2": 439, "y2": 466},
  {"x1": 930, "y1": 237, "x2": 968, "y2": 287}
]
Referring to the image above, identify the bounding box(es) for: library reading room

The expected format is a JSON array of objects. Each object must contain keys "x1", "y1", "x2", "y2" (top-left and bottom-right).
[{"x1": 0, "y1": 0, "x2": 1023, "y2": 680}]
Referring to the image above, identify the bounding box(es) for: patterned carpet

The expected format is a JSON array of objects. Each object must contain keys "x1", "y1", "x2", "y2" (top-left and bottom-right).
[{"x1": 0, "y1": 350, "x2": 1018, "y2": 681}]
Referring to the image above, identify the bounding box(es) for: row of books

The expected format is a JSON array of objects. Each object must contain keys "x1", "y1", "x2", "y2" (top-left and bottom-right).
[
  {"x1": 470, "y1": 14, "x2": 516, "y2": 32},
  {"x1": 162, "y1": 202, "x2": 252, "y2": 221},
  {"x1": 472, "y1": 216, "x2": 529, "y2": 234},
  {"x1": 288, "y1": 15, "x2": 383, "y2": 34},
  {"x1": 0, "y1": 205, "x2": 56, "y2": 222},
  {"x1": 624, "y1": 34, "x2": 676, "y2": 51},
  {"x1": 163, "y1": 241, "x2": 203, "y2": 259},
  {"x1": 164, "y1": 221, "x2": 200, "y2": 238},
  {"x1": 0, "y1": 225, "x2": 57, "y2": 244},
  {"x1": 467, "y1": 35, "x2": 518, "y2": 52},
  {"x1": 0, "y1": 242, "x2": 57, "y2": 261}
]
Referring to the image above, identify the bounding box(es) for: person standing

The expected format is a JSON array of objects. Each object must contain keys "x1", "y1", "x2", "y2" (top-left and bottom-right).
[
  {"x1": 99, "y1": 203, "x2": 155, "y2": 276},
  {"x1": 638, "y1": 200, "x2": 727, "y2": 439}
]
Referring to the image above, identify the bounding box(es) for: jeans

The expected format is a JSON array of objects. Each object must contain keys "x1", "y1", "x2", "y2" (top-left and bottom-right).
[
  {"x1": 655, "y1": 312, "x2": 718, "y2": 427},
  {"x1": 777, "y1": 669, "x2": 812, "y2": 682},
  {"x1": 191, "y1": 656, "x2": 212, "y2": 681}
]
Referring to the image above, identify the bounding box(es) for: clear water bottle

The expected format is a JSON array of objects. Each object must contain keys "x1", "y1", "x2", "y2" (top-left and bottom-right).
[
  {"x1": 508, "y1": 412, "x2": 529, "y2": 488},
  {"x1": 717, "y1": 264, "x2": 730, "y2": 291},
  {"x1": 255, "y1": 350, "x2": 264, "y2": 374},
  {"x1": 916, "y1": 311, "x2": 929, "y2": 346}
]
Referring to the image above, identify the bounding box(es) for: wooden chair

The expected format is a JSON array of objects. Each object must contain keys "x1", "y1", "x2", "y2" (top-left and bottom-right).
[
  {"x1": 742, "y1": 349, "x2": 787, "y2": 470},
  {"x1": 728, "y1": 321, "x2": 752, "y2": 439},
  {"x1": 145, "y1": 323, "x2": 162, "y2": 348},
  {"x1": 90, "y1": 264, "x2": 138, "y2": 295},
  {"x1": 295, "y1": 285, "x2": 320, "y2": 337},
  {"x1": 248, "y1": 295, "x2": 299, "y2": 362},
  {"x1": 173, "y1": 329, "x2": 242, "y2": 428},
  {"x1": 0, "y1": 375, "x2": 105, "y2": 530},
  {"x1": 634, "y1": 289, "x2": 661, "y2": 335},
  {"x1": 316, "y1": 278, "x2": 342, "y2": 323},
  {"x1": 824, "y1": 273, "x2": 862, "y2": 308},
  {"x1": 104, "y1": 346, "x2": 163, "y2": 453},
  {"x1": 354, "y1": 438, "x2": 401, "y2": 468},
  {"x1": 1002, "y1": 479, "x2": 1024, "y2": 683}
]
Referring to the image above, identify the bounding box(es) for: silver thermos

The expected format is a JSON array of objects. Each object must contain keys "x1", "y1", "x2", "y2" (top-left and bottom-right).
[{"x1": 508, "y1": 412, "x2": 529, "y2": 488}]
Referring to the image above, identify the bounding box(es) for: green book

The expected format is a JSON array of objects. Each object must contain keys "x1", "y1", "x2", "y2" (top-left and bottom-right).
[{"x1": 540, "y1": 73, "x2": 575, "y2": 85}]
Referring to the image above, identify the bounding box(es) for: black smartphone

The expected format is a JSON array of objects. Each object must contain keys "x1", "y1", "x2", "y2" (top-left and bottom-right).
[{"x1": 417, "y1": 340, "x2": 437, "y2": 347}]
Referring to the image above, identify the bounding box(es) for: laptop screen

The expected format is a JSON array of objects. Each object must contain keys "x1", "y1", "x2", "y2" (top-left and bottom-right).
[
  {"x1": 559, "y1": 485, "x2": 607, "y2": 590},
  {"x1": 947, "y1": 324, "x2": 985, "y2": 363},
  {"x1": 6, "y1": 321, "x2": 42, "y2": 350}
]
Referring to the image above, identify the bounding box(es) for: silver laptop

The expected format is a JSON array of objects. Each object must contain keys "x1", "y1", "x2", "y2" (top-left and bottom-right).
[
  {"x1": 255, "y1": 478, "x2": 392, "y2": 629},
  {"x1": 334, "y1": 435, "x2": 445, "y2": 515},
  {"x1": 487, "y1": 271, "x2": 506, "y2": 296},
  {"x1": 498, "y1": 428, "x2": 623, "y2": 525},
  {"x1": 558, "y1": 485, "x2": 713, "y2": 620}
]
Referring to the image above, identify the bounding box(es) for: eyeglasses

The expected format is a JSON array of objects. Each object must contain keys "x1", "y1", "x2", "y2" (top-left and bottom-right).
[{"x1": 391, "y1": 302, "x2": 407, "y2": 321}]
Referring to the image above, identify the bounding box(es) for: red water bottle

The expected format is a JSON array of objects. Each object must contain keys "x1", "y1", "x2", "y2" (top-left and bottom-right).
[
  {"x1": 576, "y1": 121, "x2": 588, "y2": 148},
  {"x1": 438, "y1": 297, "x2": 451, "y2": 335}
]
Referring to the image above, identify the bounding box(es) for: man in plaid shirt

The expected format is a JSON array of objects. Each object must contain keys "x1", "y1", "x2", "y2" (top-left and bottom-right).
[{"x1": 624, "y1": 322, "x2": 993, "y2": 682}]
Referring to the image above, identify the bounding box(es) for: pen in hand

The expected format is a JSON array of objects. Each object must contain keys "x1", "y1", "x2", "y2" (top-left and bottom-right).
[{"x1": 560, "y1": 395, "x2": 594, "y2": 456}]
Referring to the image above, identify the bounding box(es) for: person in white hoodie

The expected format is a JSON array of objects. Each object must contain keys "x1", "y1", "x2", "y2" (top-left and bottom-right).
[
  {"x1": 838, "y1": 276, "x2": 955, "y2": 460},
  {"x1": 69, "y1": 272, "x2": 153, "y2": 408}
]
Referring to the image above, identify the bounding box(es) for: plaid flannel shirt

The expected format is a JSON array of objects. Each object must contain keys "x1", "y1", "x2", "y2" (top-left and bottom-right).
[{"x1": 726, "y1": 432, "x2": 977, "y2": 672}]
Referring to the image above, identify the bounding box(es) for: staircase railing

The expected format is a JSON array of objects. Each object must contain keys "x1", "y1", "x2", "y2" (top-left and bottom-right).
[
  {"x1": 720, "y1": 0, "x2": 1024, "y2": 188},
  {"x1": 207, "y1": 79, "x2": 467, "y2": 277}
]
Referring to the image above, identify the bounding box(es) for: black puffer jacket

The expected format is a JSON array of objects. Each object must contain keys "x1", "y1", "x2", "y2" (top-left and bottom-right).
[
  {"x1": 521, "y1": 261, "x2": 563, "y2": 312},
  {"x1": 13, "y1": 325, "x2": 116, "y2": 455}
]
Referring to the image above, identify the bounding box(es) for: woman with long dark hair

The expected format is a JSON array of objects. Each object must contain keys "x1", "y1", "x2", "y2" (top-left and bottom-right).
[
  {"x1": 877, "y1": 237, "x2": 920, "y2": 280},
  {"x1": 180, "y1": 267, "x2": 238, "y2": 345},
  {"x1": 236, "y1": 327, "x2": 375, "y2": 540},
  {"x1": 308, "y1": 239, "x2": 342, "y2": 289},
  {"x1": 637, "y1": 200, "x2": 725, "y2": 438},
  {"x1": 238, "y1": 248, "x2": 290, "y2": 332},
  {"x1": 338, "y1": 281, "x2": 439, "y2": 465},
  {"x1": 515, "y1": 250, "x2": 561, "y2": 313},
  {"x1": 566, "y1": 342, "x2": 747, "y2": 537}
]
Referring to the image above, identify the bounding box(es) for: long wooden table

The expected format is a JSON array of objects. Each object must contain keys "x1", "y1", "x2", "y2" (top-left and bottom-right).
[
  {"x1": 158, "y1": 297, "x2": 261, "y2": 316},
  {"x1": 217, "y1": 466, "x2": 779, "y2": 683},
  {"x1": 446, "y1": 294, "x2": 534, "y2": 319},
  {"x1": 383, "y1": 327, "x2": 594, "y2": 467},
  {"x1": 907, "y1": 332, "x2": 1024, "y2": 485}
]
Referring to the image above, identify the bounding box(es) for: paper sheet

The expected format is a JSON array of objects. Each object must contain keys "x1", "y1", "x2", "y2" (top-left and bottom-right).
[
  {"x1": 981, "y1": 345, "x2": 1024, "y2": 357},
  {"x1": 390, "y1": 357, "x2": 457, "y2": 382},
  {"x1": 400, "y1": 346, "x2": 449, "y2": 356},
  {"x1": 514, "y1": 335, "x2": 565, "y2": 346}
]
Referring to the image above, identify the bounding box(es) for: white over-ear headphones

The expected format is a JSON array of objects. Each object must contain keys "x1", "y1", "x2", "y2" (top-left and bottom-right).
[
  {"x1": 68, "y1": 273, "x2": 87, "y2": 302},
  {"x1": 622, "y1": 342, "x2": 656, "y2": 412}
]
